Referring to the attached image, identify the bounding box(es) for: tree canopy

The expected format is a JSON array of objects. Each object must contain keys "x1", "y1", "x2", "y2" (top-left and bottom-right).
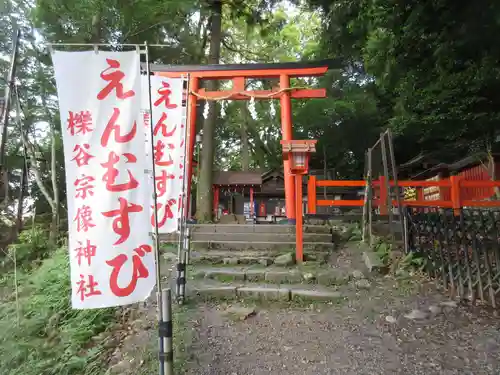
[{"x1": 0, "y1": 0, "x2": 498, "y2": 225}]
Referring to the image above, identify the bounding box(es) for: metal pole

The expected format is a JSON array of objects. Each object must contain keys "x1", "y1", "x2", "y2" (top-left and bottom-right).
[
  {"x1": 144, "y1": 41, "x2": 165, "y2": 375},
  {"x1": 380, "y1": 132, "x2": 394, "y2": 241},
  {"x1": 176, "y1": 75, "x2": 191, "y2": 303},
  {"x1": 0, "y1": 29, "x2": 21, "y2": 171},
  {"x1": 387, "y1": 128, "x2": 405, "y2": 241},
  {"x1": 368, "y1": 148, "x2": 373, "y2": 247},
  {"x1": 160, "y1": 289, "x2": 174, "y2": 375}
]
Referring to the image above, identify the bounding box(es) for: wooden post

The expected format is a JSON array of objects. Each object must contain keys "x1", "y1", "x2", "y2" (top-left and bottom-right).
[
  {"x1": 295, "y1": 174, "x2": 304, "y2": 262},
  {"x1": 249, "y1": 187, "x2": 254, "y2": 217},
  {"x1": 379, "y1": 175, "x2": 388, "y2": 215},
  {"x1": 185, "y1": 76, "x2": 199, "y2": 218},
  {"x1": 213, "y1": 186, "x2": 219, "y2": 220},
  {"x1": 450, "y1": 175, "x2": 462, "y2": 215},
  {"x1": 307, "y1": 175, "x2": 317, "y2": 214}
]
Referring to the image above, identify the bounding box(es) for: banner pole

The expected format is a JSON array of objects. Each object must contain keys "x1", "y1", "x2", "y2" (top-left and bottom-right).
[
  {"x1": 144, "y1": 41, "x2": 165, "y2": 375},
  {"x1": 176, "y1": 74, "x2": 191, "y2": 304}
]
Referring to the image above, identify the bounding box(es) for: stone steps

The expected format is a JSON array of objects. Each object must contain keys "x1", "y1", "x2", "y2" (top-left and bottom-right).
[
  {"x1": 190, "y1": 240, "x2": 334, "y2": 251},
  {"x1": 162, "y1": 232, "x2": 333, "y2": 243},
  {"x1": 186, "y1": 250, "x2": 329, "y2": 266},
  {"x1": 163, "y1": 223, "x2": 333, "y2": 235},
  {"x1": 189, "y1": 280, "x2": 345, "y2": 303},
  {"x1": 190, "y1": 265, "x2": 353, "y2": 286}
]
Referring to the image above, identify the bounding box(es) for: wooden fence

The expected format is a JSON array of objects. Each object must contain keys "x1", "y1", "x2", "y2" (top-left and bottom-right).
[{"x1": 307, "y1": 175, "x2": 500, "y2": 214}]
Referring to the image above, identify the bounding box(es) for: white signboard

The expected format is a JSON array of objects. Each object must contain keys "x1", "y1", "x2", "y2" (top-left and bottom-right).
[
  {"x1": 148, "y1": 75, "x2": 186, "y2": 234},
  {"x1": 52, "y1": 51, "x2": 155, "y2": 309}
]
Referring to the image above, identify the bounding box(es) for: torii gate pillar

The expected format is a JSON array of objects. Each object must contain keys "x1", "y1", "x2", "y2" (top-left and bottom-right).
[{"x1": 279, "y1": 74, "x2": 296, "y2": 222}]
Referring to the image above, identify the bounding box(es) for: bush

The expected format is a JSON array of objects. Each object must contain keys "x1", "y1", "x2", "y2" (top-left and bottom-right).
[
  {"x1": 6, "y1": 226, "x2": 53, "y2": 267},
  {"x1": 0, "y1": 248, "x2": 115, "y2": 375}
]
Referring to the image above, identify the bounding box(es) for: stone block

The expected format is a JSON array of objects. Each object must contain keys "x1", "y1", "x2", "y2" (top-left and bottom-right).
[
  {"x1": 237, "y1": 286, "x2": 290, "y2": 301},
  {"x1": 205, "y1": 270, "x2": 246, "y2": 281},
  {"x1": 274, "y1": 252, "x2": 295, "y2": 266},
  {"x1": 223, "y1": 258, "x2": 240, "y2": 265},
  {"x1": 265, "y1": 271, "x2": 303, "y2": 284},
  {"x1": 291, "y1": 289, "x2": 343, "y2": 302},
  {"x1": 363, "y1": 251, "x2": 383, "y2": 272},
  {"x1": 195, "y1": 286, "x2": 237, "y2": 299},
  {"x1": 245, "y1": 269, "x2": 266, "y2": 282}
]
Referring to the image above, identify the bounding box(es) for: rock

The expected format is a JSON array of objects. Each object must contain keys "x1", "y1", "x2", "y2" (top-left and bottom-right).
[
  {"x1": 259, "y1": 258, "x2": 273, "y2": 266},
  {"x1": 352, "y1": 270, "x2": 365, "y2": 280},
  {"x1": 363, "y1": 251, "x2": 383, "y2": 272},
  {"x1": 440, "y1": 300, "x2": 458, "y2": 308},
  {"x1": 302, "y1": 272, "x2": 315, "y2": 282},
  {"x1": 385, "y1": 315, "x2": 397, "y2": 324},
  {"x1": 274, "y1": 252, "x2": 295, "y2": 266},
  {"x1": 404, "y1": 309, "x2": 428, "y2": 320},
  {"x1": 224, "y1": 305, "x2": 257, "y2": 321},
  {"x1": 355, "y1": 279, "x2": 371, "y2": 289},
  {"x1": 223, "y1": 258, "x2": 239, "y2": 265},
  {"x1": 428, "y1": 305, "x2": 442, "y2": 314}
]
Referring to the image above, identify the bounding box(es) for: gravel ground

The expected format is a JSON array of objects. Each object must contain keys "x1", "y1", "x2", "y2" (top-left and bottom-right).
[{"x1": 184, "y1": 280, "x2": 500, "y2": 375}]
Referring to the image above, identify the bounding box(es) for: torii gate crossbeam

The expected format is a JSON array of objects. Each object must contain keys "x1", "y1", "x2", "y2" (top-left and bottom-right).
[{"x1": 147, "y1": 59, "x2": 335, "y2": 223}]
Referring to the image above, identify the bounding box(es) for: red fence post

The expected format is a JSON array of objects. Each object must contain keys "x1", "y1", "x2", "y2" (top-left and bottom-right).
[
  {"x1": 379, "y1": 176, "x2": 388, "y2": 215},
  {"x1": 307, "y1": 175, "x2": 317, "y2": 214},
  {"x1": 450, "y1": 175, "x2": 462, "y2": 215},
  {"x1": 295, "y1": 174, "x2": 304, "y2": 263}
]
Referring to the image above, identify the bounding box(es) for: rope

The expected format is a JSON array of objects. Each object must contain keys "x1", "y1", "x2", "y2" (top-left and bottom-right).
[{"x1": 190, "y1": 86, "x2": 311, "y2": 101}]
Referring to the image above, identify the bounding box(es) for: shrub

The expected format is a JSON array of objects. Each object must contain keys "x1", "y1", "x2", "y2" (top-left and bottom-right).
[
  {"x1": 7, "y1": 226, "x2": 52, "y2": 267},
  {"x1": 0, "y1": 248, "x2": 115, "y2": 375}
]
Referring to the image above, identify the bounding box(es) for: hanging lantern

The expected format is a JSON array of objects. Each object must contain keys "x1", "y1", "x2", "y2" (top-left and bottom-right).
[
  {"x1": 270, "y1": 100, "x2": 276, "y2": 117},
  {"x1": 280, "y1": 140, "x2": 317, "y2": 175}
]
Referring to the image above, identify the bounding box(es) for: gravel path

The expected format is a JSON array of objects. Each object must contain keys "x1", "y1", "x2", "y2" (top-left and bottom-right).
[{"x1": 184, "y1": 280, "x2": 500, "y2": 375}]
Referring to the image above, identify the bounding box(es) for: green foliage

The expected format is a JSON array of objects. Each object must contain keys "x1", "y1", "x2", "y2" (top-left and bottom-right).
[
  {"x1": 308, "y1": 0, "x2": 500, "y2": 165},
  {"x1": 0, "y1": 248, "x2": 115, "y2": 375},
  {"x1": 7, "y1": 226, "x2": 52, "y2": 266}
]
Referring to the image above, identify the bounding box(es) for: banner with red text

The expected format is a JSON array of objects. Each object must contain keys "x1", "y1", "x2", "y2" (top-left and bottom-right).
[
  {"x1": 52, "y1": 51, "x2": 155, "y2": 309},
  {"x1": 148, "y1": 75, "x2": 186, "y2": 234}
]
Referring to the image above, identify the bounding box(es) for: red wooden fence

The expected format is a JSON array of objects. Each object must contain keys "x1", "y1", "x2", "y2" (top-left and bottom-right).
[{"x1": 307, "y1": 175, "x2": 500, "y2": 215}]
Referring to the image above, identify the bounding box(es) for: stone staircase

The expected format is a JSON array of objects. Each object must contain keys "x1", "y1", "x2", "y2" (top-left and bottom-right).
[{"x1": 161, "y1": 223, "x2": 369, "y2": 303}]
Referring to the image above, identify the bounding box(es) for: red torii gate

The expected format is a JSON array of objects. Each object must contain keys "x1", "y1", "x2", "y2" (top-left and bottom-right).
[{"x1": 148, "y1": 60, "x2": 334, "y2": 222}]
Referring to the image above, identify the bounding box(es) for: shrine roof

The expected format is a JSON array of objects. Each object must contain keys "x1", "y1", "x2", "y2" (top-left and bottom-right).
[
  {"x1": 145, "y1": 59, "x2": 341, "y2": 74},
  {"x1": 213, "y1": 171, "x2": 262, "y2": 186}
]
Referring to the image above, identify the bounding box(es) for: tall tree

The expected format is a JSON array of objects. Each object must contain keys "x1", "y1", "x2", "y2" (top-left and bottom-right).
[{"x1": 196, "y1": 0, "x2": 223, "y2": 222}]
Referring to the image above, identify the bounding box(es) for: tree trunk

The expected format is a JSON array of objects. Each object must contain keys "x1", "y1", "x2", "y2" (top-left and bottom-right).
[
  {"x1": 196, "y1": 0, "x2": 222, "y2": 222},
  {"x1": 241, "y1": 103, "x2": 250, "y2": 171},
  {"x1": 49, "y1": 122, "x2": 59, "y2": 245}
]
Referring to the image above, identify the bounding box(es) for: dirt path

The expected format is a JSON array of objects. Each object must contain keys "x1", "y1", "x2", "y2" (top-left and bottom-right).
[
  {"x1": 105, "y1": 246, "x2": 500, "y2": 375},
  {"x1": 183, "y1": 280, "x2": 500, "y2": 375}
]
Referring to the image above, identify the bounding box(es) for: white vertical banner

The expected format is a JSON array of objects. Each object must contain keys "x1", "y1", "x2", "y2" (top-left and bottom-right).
[
  {"x1": 148, "y1": 75, "x2": 186, "y2": 234},
  {"x1": 52, "y1": 51, "x2": 155, "y2": 309}
]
